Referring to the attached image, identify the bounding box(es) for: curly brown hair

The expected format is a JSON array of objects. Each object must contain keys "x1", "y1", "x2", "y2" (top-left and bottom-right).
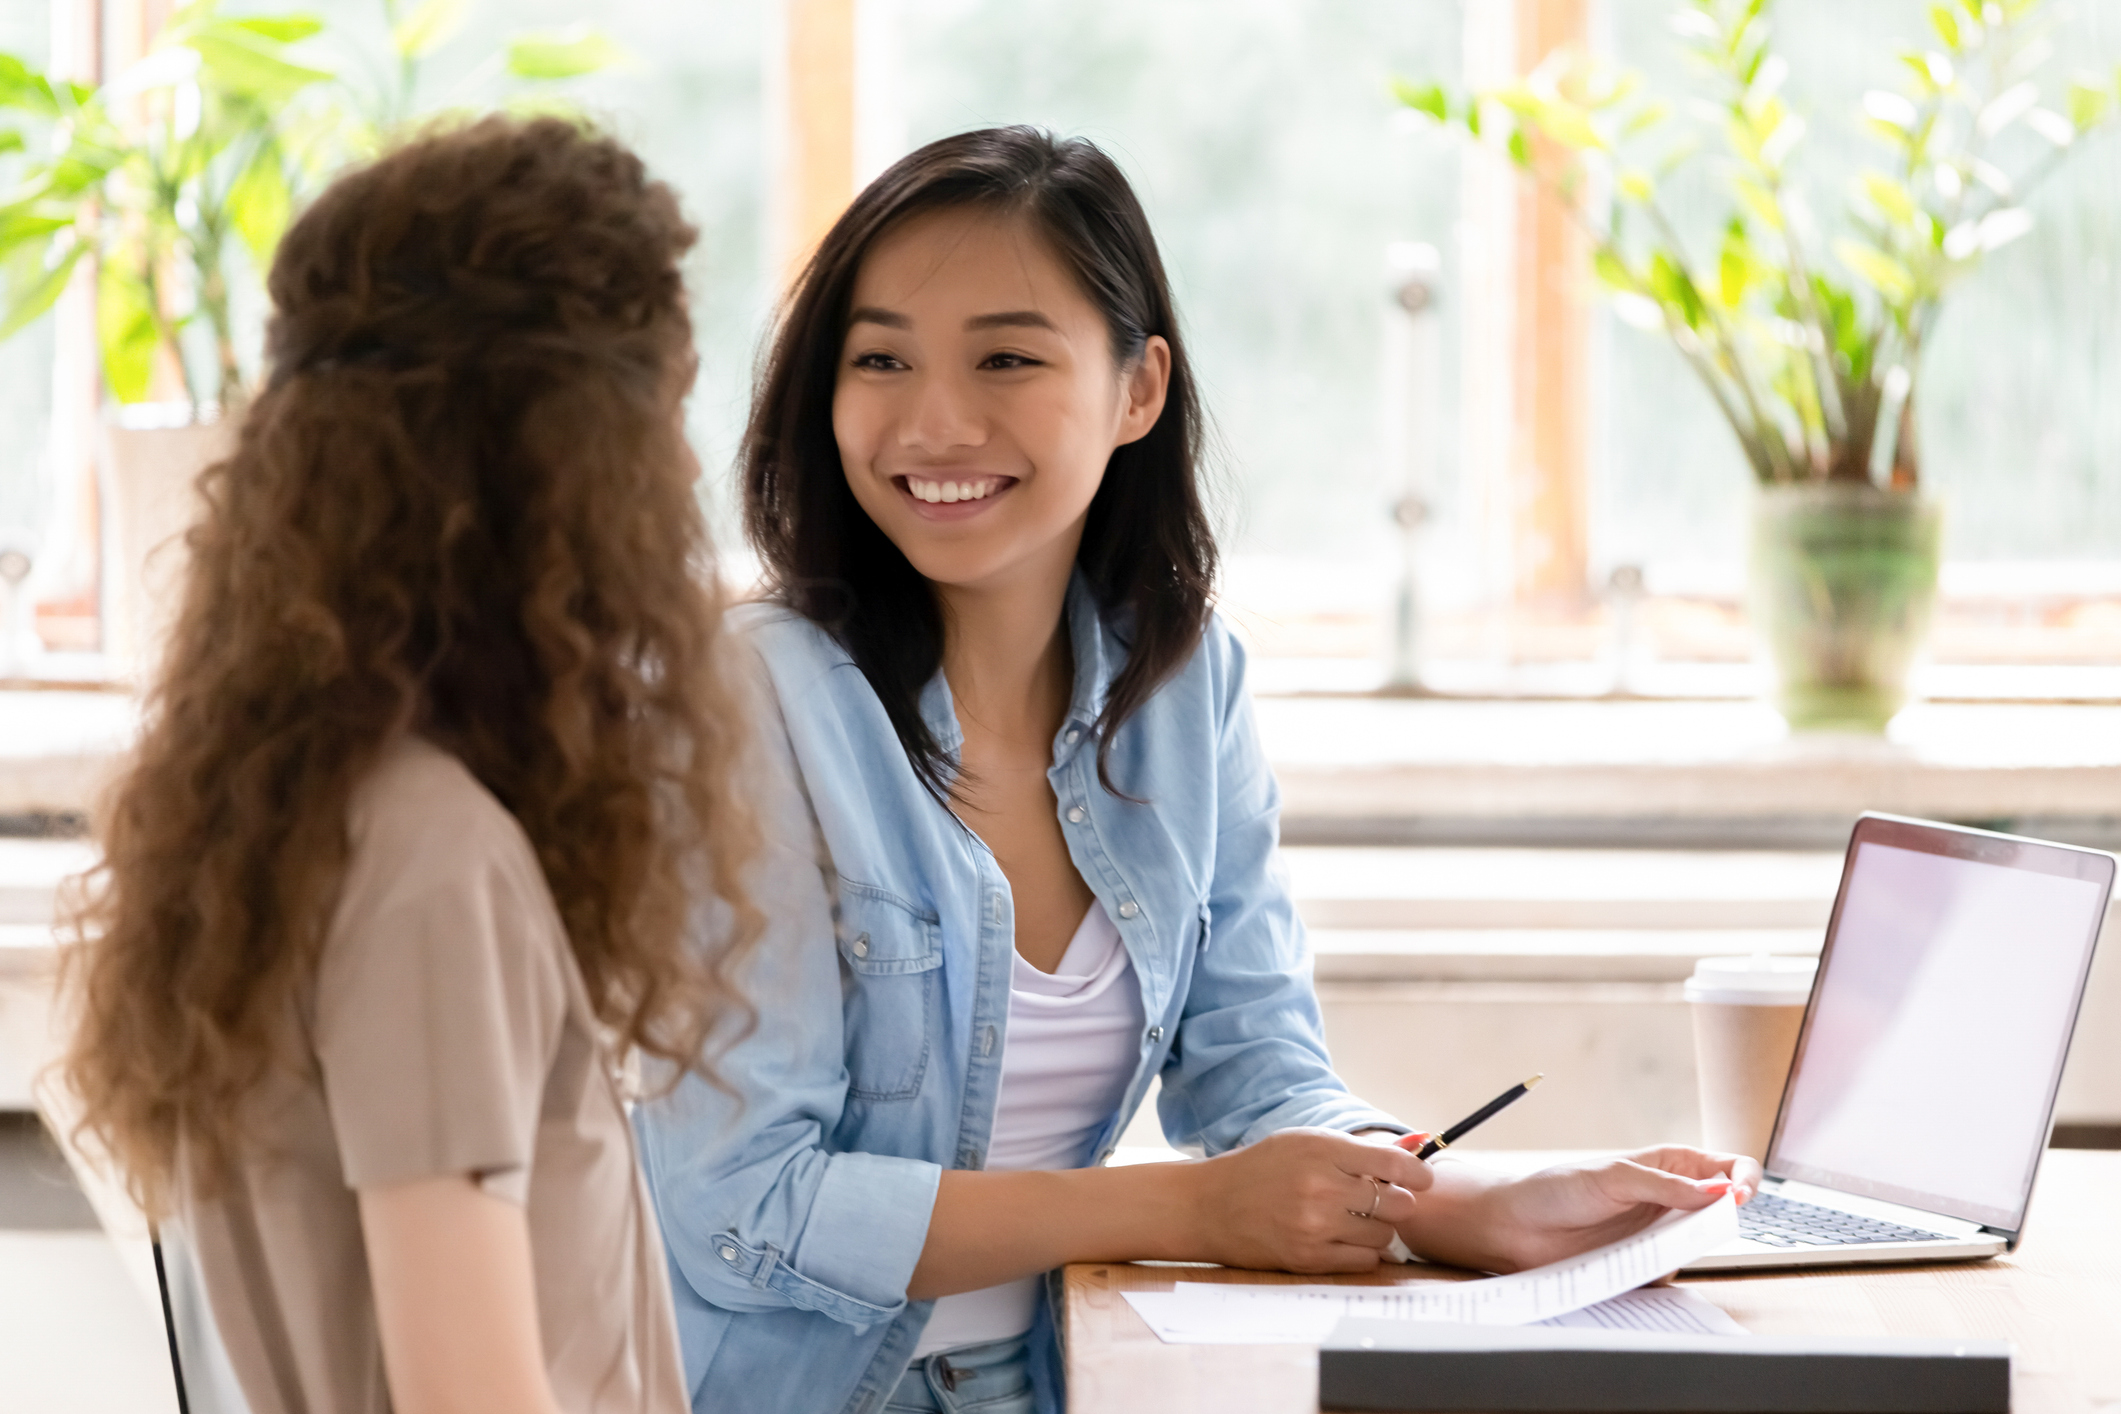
[{"x1": 60, "y1": 115, "x2": 760, "y2": 1215}]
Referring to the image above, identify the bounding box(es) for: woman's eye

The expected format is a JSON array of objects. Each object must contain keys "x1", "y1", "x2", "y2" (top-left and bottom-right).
[
  {"x1": 852, "y1": 352, "x2": 907, "y2": 371},
  {"x1": 982, "y1": 352, "x2": 1039, "y2": 370}
]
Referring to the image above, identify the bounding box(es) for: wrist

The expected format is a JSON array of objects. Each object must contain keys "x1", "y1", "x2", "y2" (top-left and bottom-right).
[
  {"x1": 1393, "y1": 1160, "x2": 1516, "y2": 1271},
  {"x1": 1146, "y1": 1157, "x2": 1213, "y2": 1262}
]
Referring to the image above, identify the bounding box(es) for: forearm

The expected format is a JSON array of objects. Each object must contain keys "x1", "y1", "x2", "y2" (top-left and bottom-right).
[{"x1": 908, "y1": 1163, "x2": 1201, "y2": 1300}]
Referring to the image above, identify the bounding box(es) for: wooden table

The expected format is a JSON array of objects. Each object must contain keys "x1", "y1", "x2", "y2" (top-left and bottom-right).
[{"x1": 1062, "y1": 1150, "x2": 2121, "y2": 1414}]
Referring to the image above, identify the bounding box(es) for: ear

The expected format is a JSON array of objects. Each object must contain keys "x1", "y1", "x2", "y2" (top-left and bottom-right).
[{"x1": 1113, "y1": 335, "x2": 1172, "y2": 447}]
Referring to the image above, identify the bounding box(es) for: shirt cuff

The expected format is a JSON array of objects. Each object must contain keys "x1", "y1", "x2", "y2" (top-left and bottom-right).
[{"x1": 788, "y1": 1149, "x2": 943, "y2": 1310}]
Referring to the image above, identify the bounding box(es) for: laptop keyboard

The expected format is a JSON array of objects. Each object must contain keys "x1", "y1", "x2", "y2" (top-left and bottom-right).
[{"x1": 1737, "y1": 1192, "x2": 1947, "y2": 1248}]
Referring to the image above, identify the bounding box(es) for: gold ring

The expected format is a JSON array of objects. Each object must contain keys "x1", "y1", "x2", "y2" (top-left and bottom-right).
[{"x1": 1348, "y1": 1175, "x2": 1382, "y2": 1221}]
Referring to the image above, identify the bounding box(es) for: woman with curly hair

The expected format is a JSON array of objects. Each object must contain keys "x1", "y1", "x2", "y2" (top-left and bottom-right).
[{"x1": 59, "y1": 115, "x2": 757, "y2": 1414}]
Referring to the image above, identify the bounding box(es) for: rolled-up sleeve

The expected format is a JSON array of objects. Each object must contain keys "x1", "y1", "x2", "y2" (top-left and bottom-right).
[
  {"x1": 1156, "y1": 627, "x2": 1409, "y2": 1154},
  {"x1": 635, "y1": 656, "x2": 940, "y2": 1327}
]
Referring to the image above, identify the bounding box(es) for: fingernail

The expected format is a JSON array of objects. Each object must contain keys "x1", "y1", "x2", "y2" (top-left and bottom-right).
[
  {"x1": 1698, "y1": 1179, "x2": 1732, "y2": 1195},
  {"x1": 1396, "y1": 1132, "x2": 1433, "y2": 1151}
]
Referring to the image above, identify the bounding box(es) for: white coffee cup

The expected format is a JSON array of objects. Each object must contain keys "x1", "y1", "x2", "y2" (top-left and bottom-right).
[{"x1": 1685, "y1": 955, "x2": 1818, "y2": 1162}]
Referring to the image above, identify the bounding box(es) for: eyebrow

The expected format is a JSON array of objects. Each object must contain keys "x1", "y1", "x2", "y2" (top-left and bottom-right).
[
  {"x1": 847, "y1": 306, "x2": 910, "y2": 329},
  {"x1": 965, "y1": 310, "x2": 1058, "y2": 332},
  {"x1": 845, "y1": 307, "x2": 1059, "y2": 333}
]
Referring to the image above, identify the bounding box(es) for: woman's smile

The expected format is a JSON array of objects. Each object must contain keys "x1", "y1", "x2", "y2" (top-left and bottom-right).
[{"x1": 895, "y1": 472, "x2": 1020, "y2": 518}]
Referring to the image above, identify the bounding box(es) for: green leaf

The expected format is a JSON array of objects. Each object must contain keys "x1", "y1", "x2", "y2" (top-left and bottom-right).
[
  {"x1": 2065, "y1": 79, "x2": 2112, "y2": 132},
  {"x1": 1732, "y1": 177, "x2": 1783, "y2": 230},
  {"x1": 226, "y1": 148, "x2": 292, "y2": 266},
  {"x1": 1858, "y1": 170, "x2": 1918, "y2": 226},
  {"x1": 0, "y1": 206, "x2": 73, "y2": 255},
  {"x1": 1591, "y1": 247, "x2": 1637, "y2": 291},
  {"x1": 1621, "y1": 99, "x2": 1672, "y2": 137},
  {"x1": 504, "y1": 26, "x2": 627, "y2": 80},
  {"x1": 95, "y1": 261, "x2": 161, "y2": 403},
  {"x1": 0, "y1": 127, "x2": 21, "y2": 156},
  {"x1": 1393, "y1": 78, "x2": 1450, "y2": 124},
  {"x1": 1617, "y1": 167, "x2": 1655, "y2": 203},
  {"x1": 186, "y1": 29, "x2": 333, "y2": 103},
  {"x1": 1648, "y1": 252, "x2": 1706, "y2": 328},
  {"x1": 0, "y1": 52, "x2": 61, "y2": 117},
  {"x1": 1718, "y1": 221, "x2": 1754, "y2": 307},
  {"x1": 394, "y1": 0, "x2": 471, "y2": 61},
  {"x1": 229, "y1": 15, "x2": 324, "y2": 44},
  {"x1": 1507, "y1": 127, "x2": 1531, "y2": 167},
  {"x1": 1497, "y1": 88, "x2": 1604, "y2": 150},
  {"x1": 1930, "y1": 5, "x2": 1962, "y2": 51},
  {"x1": 1834, "y1": 238, "x2": 1915, "y2": 303},
  {"x1": 0, "y1": 240, "x2": 84, "y2": 340}
]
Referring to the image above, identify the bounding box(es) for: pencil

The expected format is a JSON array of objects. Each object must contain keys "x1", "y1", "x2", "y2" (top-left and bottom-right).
[{"x1": 1413, "y1": 1074, "x2": 1544, "y2": 1160}]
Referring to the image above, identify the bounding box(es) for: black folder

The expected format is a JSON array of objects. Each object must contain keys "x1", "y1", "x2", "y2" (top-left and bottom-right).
[{"x1": 1319, "y1": 1318, "x2": 2012, "y2": 1413}]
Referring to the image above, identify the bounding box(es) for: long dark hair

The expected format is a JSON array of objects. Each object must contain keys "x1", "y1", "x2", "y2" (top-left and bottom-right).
[{"x1": 742, "y1": 126, "x2": 1216, "y2": 797}]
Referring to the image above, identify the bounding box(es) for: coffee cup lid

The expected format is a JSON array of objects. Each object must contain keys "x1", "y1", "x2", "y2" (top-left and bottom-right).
[{"x1": 1683, "y1": 954, "x2": 1817, "y2": 1006}]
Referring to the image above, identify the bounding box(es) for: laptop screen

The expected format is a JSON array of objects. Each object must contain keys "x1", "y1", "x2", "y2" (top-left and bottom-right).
[{"x1": 1768, "y1": 819, "x2": 2112, "y2": 1231}]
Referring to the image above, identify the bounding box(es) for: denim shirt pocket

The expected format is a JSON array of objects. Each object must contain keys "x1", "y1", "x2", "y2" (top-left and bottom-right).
[{"x1": 836, "y1": 883, "x2": 944, "y2": 1101}]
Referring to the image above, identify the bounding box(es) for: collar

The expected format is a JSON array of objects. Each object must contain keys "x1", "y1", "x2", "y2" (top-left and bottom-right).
[{"x1": 914, "y1": 569, "x2": 1113, "y2": 760}]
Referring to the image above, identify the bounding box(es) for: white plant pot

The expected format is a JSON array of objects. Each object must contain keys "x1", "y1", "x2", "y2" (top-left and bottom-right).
[{"x1": 99, "y1": 414, "x2": 236, "y2": 685}]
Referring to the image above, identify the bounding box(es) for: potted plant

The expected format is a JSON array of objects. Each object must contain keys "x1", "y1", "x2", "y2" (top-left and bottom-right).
[
  {"x1": 0, "y1": 0, "x2": 622, "y2": 676},
  {"x1": 1401, "y1": 0, "x2": 2121, "y2": 730}
]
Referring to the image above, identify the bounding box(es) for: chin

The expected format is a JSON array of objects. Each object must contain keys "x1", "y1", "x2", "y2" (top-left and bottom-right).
[{"x1": 896, "y1": 541, "x2": 1025, "y2": 589}]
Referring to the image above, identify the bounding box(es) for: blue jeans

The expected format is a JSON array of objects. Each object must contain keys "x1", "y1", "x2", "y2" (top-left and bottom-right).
[{"x1": 882, "y1": 1336, "x2": 1035, "y2": 1413}]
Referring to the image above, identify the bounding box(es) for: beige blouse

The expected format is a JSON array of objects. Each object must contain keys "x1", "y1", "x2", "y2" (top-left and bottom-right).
[{"x1": 177, "y1": 736, "x2": 688, "y2": 1414}]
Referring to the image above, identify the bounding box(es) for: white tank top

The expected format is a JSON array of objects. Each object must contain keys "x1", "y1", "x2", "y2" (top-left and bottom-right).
[{"x1": 913, "y1": 900, "x2": 1146, "y2": 1356}]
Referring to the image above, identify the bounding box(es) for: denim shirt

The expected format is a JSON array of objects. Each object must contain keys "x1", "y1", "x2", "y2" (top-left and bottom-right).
[{"x1": 635, "y1": 576, "x2": 1406, "y2": 1414}]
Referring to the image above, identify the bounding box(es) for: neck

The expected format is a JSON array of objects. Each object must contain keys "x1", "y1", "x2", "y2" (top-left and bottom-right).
[{"x1": 935, "y1": 549, "x2": 1077, "y2": 746}]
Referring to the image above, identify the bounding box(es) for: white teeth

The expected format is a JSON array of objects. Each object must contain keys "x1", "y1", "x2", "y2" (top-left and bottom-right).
[{"x1": 907, "y1": 477, "x2": 1000, "y2": 503}]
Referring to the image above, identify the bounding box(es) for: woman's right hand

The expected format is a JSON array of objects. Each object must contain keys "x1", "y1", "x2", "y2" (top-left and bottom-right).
[{"x1": 1179, "y1": 1128, "x2": 1433, "y2": 1273}]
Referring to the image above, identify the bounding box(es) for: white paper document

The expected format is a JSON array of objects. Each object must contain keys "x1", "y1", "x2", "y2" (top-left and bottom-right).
[{"x1": 1121, "y1": 1195, "x2": 1742, "y2": 1345}]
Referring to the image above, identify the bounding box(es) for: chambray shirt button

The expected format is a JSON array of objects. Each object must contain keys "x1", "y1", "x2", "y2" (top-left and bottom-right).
[
  {"x1": 851, "y1": 933, "x2": 870, "y2": 958},
  {"x1": 719, "y1": 1245, "x2": 739, "y2": 1263},
  {"x1": 1146, "y1": 1026, "x2": 1164, "y2": 1044},
  {"x1": 1118, "y1": 900, "x2": 1140, "y2": 920},
  {"x1": 1066, "y1": 806, "x2": 1086, "y2": 824},
  {"x1": 1065, "y1": 727, "x2": 1082, "y2": 744}
]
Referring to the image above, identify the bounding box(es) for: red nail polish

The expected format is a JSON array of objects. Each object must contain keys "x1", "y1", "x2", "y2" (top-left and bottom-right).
[
  {"x1": 1397, "y1": 1132, "x2": 1433, "y2": 1151},
  {"x1": 1699, "y1": 1179, "x2": 1732, "y2": 1195}
]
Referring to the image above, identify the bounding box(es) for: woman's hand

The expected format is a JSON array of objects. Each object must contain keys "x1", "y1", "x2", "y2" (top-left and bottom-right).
[
  {"x1": 1393, "y1": 1144, "x2": 1759, "y2": 1274},
  {"x1": 1180, "y1": 1128, "x2": 1434, "y2": 1274}
]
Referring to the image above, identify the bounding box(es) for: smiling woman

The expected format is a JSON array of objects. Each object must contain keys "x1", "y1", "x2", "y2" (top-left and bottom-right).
[{"x1": 642, "y1": 126, "x2": 1755, "y2": 1414}]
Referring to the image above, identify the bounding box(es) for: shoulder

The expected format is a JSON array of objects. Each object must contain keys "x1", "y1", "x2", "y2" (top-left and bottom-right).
[
  {"x1": 1120, "y1": 607, "x2": 1250, "y2": 723},
  {"x1": 725, "y1": 599, "x2": 862, "y2": 702},
  {"x1": 340, "y1": 737, "x2": 551, "y2": 925},
  {"x1": 728, "y1": 599, "x2": 845, "y2": 664},
  {"x1": 350, "y1": 737, "x2": 525, "y2": 856}
]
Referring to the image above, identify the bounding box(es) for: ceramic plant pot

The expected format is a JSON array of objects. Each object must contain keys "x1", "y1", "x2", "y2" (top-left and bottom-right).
[
  {"x1": 100, "y1": 413, "x2": 236, "y2": 683},
  {"x1": 1749, "y1": 483, "x2": 1942, "y2": 733}
]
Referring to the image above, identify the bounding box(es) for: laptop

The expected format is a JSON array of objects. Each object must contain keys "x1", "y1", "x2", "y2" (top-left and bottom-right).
[{"x1": 1686, "y1": 812, "x2": 2113, "y2": 1272}]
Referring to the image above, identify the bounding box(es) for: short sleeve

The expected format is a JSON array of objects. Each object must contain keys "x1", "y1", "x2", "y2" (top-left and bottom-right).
[{"x1": 312, "y1": 754, "x2": 568, "y2": 1197}]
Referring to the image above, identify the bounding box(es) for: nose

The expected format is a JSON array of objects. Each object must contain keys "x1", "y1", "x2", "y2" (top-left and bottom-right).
[{"x1": 898, "y1": 365, "x2": 986, "y2": 455}]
